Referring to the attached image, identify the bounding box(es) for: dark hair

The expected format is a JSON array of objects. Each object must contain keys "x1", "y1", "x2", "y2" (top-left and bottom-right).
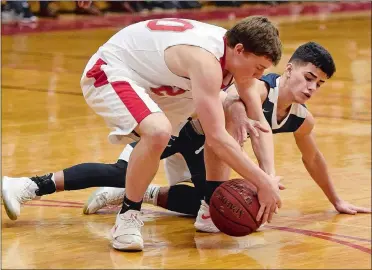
[
  {"x1": 289, "y1": 42, "x2": 336, "y2": 78},
  {"x1": 225, "y1": 16, "x2": 282, "y2": 65}
]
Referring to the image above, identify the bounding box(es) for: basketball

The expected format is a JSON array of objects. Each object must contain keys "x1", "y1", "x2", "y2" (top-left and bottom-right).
[{"x1": 209, "y1": 178, "x2": 261, "y2": 237}]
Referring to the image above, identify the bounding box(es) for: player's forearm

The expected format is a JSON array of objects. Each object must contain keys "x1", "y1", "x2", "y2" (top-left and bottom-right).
[
  {"x1": 243, "y1": 98, "x2": 276, "y2": 176},
  {"x1": 224, "y1": 97, "x2": 275, "y2": 175},
  {"x1": 250, "y1": 130, "x2": 276, "y2": 176},
  {"x1": 302, "y1": 152, "x2": 341, "y2": 205},
  {"x1": 206, "y1": 130, "x2": 271, "y2": 190}
]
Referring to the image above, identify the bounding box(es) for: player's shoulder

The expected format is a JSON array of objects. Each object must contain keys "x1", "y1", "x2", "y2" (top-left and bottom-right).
[
  {"x1": 257, "y1": 73, "x2": 280, "y2": 102},
  {"x1": 294, "y1": 110, "x2": 315, "y2": 136},
  {"x1": 259, "y1": 73, "x2": 280, "y2": 89}
]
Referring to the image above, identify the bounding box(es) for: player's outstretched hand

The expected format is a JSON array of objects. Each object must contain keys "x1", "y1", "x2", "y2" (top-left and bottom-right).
[
  {"x1": 271, "y1": 175, "x2": 285, "y2": 191},
  {"x1": 334, "y1": 200, "x2": 371, "y2": 214},
  {"x1": 256, "y1": 182, "x2": 282, "y2": 224},
  {"x1": 245, "y1": 118, "x2": 269, "y2": 138},
  {"x1": 78, "y1": 1, "x2": 92, "y2": 8},
  {"x1": 231, "y1": 116, "x2": 269, "y2": 146}
]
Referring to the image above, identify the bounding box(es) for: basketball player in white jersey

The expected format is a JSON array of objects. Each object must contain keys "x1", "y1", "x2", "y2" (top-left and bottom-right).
[
  {"x1": 2, "y1": 17, "x2": 282, "y2": 251},
  {"x1": 80, "y1": 42, "x2": 369, "y2": 222}
]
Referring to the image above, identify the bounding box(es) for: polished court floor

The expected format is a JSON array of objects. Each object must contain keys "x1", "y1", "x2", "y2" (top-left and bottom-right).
[{"x1": 1, "y1": 8, "x2": 371, "y2": 269}]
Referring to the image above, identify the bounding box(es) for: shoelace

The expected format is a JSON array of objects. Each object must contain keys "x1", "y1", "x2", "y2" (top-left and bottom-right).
[
  {"x1": 120, "y1": 213, "x2": 144, "y2": 229},
  {"x1": 109, "y1": 193, "x2": 125, "y2": 205},
  {"x1": 96, "y1": 192, "x2": 123, "y2": 207},
  {"x1": 95, "y1": 192, "x2": 108, "y2": 206},
  {"x1": 17, "y1": 182, "x2": 35, "y2": 204}
]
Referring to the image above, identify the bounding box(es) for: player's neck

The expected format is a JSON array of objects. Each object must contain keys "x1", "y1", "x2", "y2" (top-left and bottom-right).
[
  {"x1": 277, "y1": 76, "x2": 294, "y2": 113},
  {"x1": 224, "y1": 47, "x2": 235, "y2": 75}
]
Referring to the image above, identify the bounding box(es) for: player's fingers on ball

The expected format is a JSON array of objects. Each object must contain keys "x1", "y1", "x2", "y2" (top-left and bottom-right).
[
  {"x1": 263, "y1": 209, "x2": 271, "y2": 224},
  {"x1": 257, "y1": 205, "x2": 266, "y2": 222},
  {"x1": 267, "y1": 209, "x2": 274, "y2": 223}
]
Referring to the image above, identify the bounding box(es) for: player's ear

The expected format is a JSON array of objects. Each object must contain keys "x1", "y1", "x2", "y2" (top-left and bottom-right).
[
  {"x1": 285, "y1": 63, "x2": 293, "y2": 78},
  {"x1": 234, "y1": 43, "x2": 245, "y2": 55}
]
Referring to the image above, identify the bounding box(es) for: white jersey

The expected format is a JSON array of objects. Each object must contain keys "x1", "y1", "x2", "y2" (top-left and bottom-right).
[
  {"x1": 81, "y1": 19, "x2": 231, "y2": 144},
  {"x1": 95, "y1": 18, "x2": 228, "y2": 91}
]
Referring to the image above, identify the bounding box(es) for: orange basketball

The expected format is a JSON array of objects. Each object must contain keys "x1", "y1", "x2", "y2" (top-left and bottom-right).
[{"x1": 209, "y1": 178, "x2": 261, "y2": 237}]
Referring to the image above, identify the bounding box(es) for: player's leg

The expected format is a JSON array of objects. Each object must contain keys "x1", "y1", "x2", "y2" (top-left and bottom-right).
[
  {"x1": 193, "y1": 142, "x2": 231, "y2": 232},
  {"x1": 81, "y1": 59, "x2": 176, "y2": 251},
  {"x1": 1, "y1": 158, "x2": 130, "y2": 220},
  {"x1": 152, "y1": 120, "x2": 207, "y2": 216},
  {"x1": 83, "y1": 136, "x2": 182, "y2": 214},
  {"x1": 136, "y1": 119, "x2": 206, "y2": 216},
  {"x1": 174, "y1": 120, "x2": 229, "y2": 232},
  {"x1": 193, "y1": 113, "x2": 236, "y2": 232},
  {"x1": 84, "y1": 154, "x2": 203, "y2": 216},
  {"x1": 84, "y1": 119, "x2": 206, "y2": 216}
]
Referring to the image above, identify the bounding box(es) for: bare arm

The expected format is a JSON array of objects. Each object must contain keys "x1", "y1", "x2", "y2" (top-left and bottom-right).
[
  {"x1": 294, "y1": 113, "x2": 371, "y2": 214},
  {"x1": 188, "y1": 54, "x2": 272, "y2": 190},
  {"x1": 234, "y1": 80, "x2": 276, "y2": 176},
  {"x1": 183, "y1": 48, "x2": 282, "y2": 222}
]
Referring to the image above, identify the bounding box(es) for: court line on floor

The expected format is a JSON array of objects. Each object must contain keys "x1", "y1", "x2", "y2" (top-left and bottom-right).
[
  {"x1": 2, "y1": 85, "x2": 82, "y2": 96},
  {"x1": 40, "y1": 199, "x2": 84, "y2": 205},
  {"x1": 4, "y1": 199, "x2": 370, "y2": 253},
  {"x1": 266, "y1": 225, "x2": 371, "y2": 243},
  {"x1": 23, "y1": 203, "x2": 81, "y2": 208},
  {"x1": 267, "y1": 225, "x2": 371, "y2": 254}
]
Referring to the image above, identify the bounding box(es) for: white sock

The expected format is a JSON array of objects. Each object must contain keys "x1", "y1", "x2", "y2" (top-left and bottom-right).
[
  {"x1": 51, "y1": 173, "x2": 57, "y2": 188},
  {"x1": 143, "y1": 185, "x2": 160, "y2": 206}
]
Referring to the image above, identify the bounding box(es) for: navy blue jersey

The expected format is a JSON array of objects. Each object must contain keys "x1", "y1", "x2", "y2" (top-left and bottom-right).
[{"x1": 260, "y1": 73, "x2": 307, "y2": 134}]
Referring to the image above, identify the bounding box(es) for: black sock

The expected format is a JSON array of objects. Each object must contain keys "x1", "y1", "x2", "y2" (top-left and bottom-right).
[
  {"x1": 31, "y1": 173, "x2": 56, "y2": 196},
  {"x1": 120, "y1": 195, "x2": 143, "y2": 214},
  {"x1": 205, "y1": 181, "x2": 222, "y2": 204}
]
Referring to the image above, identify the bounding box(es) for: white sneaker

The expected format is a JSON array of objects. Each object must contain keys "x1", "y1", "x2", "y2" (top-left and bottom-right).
[
  {"x1": 111, "y1": 210, "x2": 144, "y2": 251},
  {"x1": 83, "y1": 187, "x2": 125, "y2": 215},
  {"x1": 194, "y1": 200, "x2": 220, "y2": 233},
  {"x1": 1, "y1": 176, "x2": 38, "y2": 220},
  {"x1": 143, "y1": 184, "x2": 160, "y2": 205}
]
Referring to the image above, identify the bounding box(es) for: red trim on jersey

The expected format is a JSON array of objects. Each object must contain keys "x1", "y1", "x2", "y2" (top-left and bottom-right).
[
  {"x1": 219, "y1": 36, "x2": 227, "y2": 71},
  {"x1": 219, "y1": 36, "x2": 231, "y2": 89},
  {"x1": 86, "y1": 58, "x2": 152, "y2": 124},
  {"x1": 111, "y1": 81, "x2": 152, "y2": 124},
  {"x1": 86, "y1": 59, "x2": 109, "y2": 88}
]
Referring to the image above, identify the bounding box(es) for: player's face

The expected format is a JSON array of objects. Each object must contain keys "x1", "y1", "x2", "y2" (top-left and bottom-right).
[
  {"x1": 286, "y1": 62, "x2": 328, "y2": 103},
  {"x1": 230, "y1": 44, "x2": 273, "y2": 80}
]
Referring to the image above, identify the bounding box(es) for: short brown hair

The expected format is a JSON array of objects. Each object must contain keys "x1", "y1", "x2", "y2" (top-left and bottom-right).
[{"x1": 225, "y1": 16, "x2": 282, "y2": 65}]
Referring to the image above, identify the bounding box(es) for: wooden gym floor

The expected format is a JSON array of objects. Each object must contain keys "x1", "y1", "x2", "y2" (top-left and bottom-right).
[{"x1": 1, "y1": 4, "x2": 371, "y2": 269}]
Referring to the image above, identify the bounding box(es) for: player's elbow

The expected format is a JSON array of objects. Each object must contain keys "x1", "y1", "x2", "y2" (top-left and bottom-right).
[{"x1": 204, "y1": 129, "x2": 226, "y2": 149}]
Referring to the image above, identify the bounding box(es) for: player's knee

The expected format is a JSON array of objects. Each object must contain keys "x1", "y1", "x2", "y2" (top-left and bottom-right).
[
  {"x1": 148, "y1": 129, "x2": 172, "y2": 152},
  {"x1": 135, "y1": 113, "x2": 172, "y2": 152}
]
